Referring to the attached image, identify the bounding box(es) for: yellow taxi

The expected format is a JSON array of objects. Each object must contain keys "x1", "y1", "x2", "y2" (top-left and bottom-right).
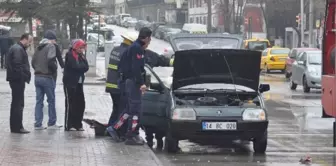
[
  {"x1": 260, "y1": 47, "x2": 290, "y2": 73},
  {"x1": 244, "y1": 38, "x2": 271, "y2": 51}
]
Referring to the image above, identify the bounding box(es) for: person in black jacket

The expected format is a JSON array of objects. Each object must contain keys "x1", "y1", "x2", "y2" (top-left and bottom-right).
[
  {"x1": 63, "y1": 39, "x2": 89, "y2": 131},
  {"x1": 6, "y1": 33, "x2": 33, "y2": 134}
]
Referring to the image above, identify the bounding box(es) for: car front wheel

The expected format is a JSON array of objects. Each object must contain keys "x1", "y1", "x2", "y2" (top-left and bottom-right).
[
  {"x1": 164, "y1": 130, "x2": 179, "y2": 153},
  {"x1": 253, "y1": 132, "x2": 267, "y2": 154},
  {"x1": 303, "y1": 76, "x2": 310, "y2": 93}
]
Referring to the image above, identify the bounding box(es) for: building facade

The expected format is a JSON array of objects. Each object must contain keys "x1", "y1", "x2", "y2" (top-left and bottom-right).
[
  {"x1": 115, "y1": 0, "x2": 128, "y2": 14},
  {"x1": 127, "y1": 0, "x2": 187, "y2": 24}
]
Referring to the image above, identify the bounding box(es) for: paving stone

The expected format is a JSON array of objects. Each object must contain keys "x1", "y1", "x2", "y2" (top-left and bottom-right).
[{"x1": 0, "y1": 69, "x2": 162, "y2": 166}]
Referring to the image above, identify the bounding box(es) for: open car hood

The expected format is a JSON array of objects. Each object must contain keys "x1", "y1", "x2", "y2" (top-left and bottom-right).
[{"x1": 172, "y1": 49, "x2": 262, "y2": 91}]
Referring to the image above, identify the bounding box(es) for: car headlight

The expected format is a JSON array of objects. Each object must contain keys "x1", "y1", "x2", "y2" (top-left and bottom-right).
[
  {"x1": 242, "y1": 108, "x2": 266, "y2": 121},
  {"x1": 172, "y1": 108, "x2": 196, "y2": 120},
  {"x1": 308, "y1": 67, "x2": 319, "y2": 76}
]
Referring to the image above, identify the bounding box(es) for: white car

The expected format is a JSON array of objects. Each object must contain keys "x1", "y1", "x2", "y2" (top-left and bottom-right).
[
  {"x1": 124, "y1": 18, "x2": 138, "y2": 28},
  {"x1": 87, "y1": 33, "x2": 105, "y2": 51}
]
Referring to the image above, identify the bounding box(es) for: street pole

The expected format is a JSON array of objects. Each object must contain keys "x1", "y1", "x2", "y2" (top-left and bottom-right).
[
  {"x1": 98, "y1": 14, "x2": 100, "y2": 49},
  {"x1": 300, "y1": 0, "x2": 304, "y2": 47},
  {"x1": 308, "y1": 0, "x2": 314, "y2": 47},
  {"x1": 248, "y1": 17, "x2": 252, "y2": 39}
]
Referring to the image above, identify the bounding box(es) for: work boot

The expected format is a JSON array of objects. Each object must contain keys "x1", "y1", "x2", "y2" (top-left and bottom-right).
[
  {"x1": 125, "y1": 135, "x2": 145, "y2": 145},
  {"x1": 156, "y1": 139, "x2": 163, "y2": 150},
  {"x1": 106, "y1": 126, "x2": 122, "y2": 142}
]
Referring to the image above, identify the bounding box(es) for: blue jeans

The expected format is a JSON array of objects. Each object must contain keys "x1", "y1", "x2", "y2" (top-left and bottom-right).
[{"x1": 34, "y1": 76, "x2": 57, "y2": 127}]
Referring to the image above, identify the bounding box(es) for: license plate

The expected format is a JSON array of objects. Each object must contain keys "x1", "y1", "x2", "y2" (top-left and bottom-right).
[{"x1": 202, "y1": 122, "x2": 237, "y2": 130}]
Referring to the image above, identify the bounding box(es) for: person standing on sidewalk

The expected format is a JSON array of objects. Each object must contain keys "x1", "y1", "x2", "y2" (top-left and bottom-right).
[
  {"x1": 107, "y1": 27, "x2": 152, "y2": 145},
  {"x1": 6, "y1": 33, "x2": 32, "y2": 134},
  {"x1": 63, "y1": 39, "x2": 89, "y2": 131},
  {"x1": 31, "y1": 30, "x2": 63, "y2": 130},
  {"x1": 0, "y1": 30, "x2": 13, "y2": 69}
]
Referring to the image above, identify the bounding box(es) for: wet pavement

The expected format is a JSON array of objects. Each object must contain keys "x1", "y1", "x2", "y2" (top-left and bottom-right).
[{"x1": 0, "y1": 68, "x2": 162, "y2": 166}]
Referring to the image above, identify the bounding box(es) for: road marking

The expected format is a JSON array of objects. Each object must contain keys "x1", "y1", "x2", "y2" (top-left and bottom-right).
[{"x1": 267, "y1": 139, "x2": 295, "y2": 152}]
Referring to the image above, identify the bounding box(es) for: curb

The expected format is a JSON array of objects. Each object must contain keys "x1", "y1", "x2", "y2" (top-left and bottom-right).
[{"x1": 146, "y1": 145, "x2": 164, "y2": 166}]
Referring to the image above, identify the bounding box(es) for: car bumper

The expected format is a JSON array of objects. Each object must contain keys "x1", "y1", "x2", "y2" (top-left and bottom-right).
[
  {"x1": 306, "y1": 74, "x2": 321, "y2": 88},
  {"x1": 267, "y1": 63, "x2": 285, "y2": 70},
  {"x1": 170, "y1": 119, "x2": 268, "y2": 143}
]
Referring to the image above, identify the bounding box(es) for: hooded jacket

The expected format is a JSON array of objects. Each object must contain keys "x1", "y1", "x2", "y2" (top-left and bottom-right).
[{"x1": 31, "y1": 39, "x2": 57, "y2": 79}]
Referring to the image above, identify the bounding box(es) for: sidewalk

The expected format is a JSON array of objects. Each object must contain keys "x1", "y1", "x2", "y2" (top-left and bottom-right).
[{"x1": 0, "y1": 69, "x2": 162, "y2": 166}]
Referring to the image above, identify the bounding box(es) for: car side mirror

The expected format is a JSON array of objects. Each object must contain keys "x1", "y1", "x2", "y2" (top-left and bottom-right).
[
  {"x1": 149, "y1": 82, "x2": 162, "y2": 91},
  {"x1": 259, "y1": 84, "x2": 270, "y2": 93},
  {"x1": 297, "y1": 61, "x2": 304, "y2": 65}
]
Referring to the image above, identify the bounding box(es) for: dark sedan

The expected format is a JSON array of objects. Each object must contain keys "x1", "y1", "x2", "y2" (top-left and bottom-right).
[{"x1": 140, "y1": 35, "x2": 270, "y2": 154}]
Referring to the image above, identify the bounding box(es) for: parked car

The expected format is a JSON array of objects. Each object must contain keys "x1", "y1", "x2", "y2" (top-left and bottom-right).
[
  {"x1": 135, "y1": 20, "x2": 150, "y2": 31},
  {"x1": 106, "y1": 15, "x2": 117, "y2": 24},
  {"x1": 117, "y1": 13, "x2": 131, "y2": 26},
  {"x1": 124, "y1": 17, "x2": 138, "y2": 28},
  {"x1": 150, "y1": 22, "x2": 166, "y2": 36},
  {"x1": 154, "y1": 25, "x2": 168, "y2": 39},
  {"x1": 289, "y1": 50, "x2": 322, "y2": 93},
  {"x1": 285, "y1": 48, "x2": 319, "y2": 78},
  {"x1": 120, "y1": 17, "x2": 132, "y2": 27},
  {"x1": 140, "y1": 35, "x2": 270, "y2": 153},
  {"x1": 87, "y1": 33, "x2": 105, "y2": 52},
  {"x1": 260, "y1": 48, "x2": 290, "y2": 73},
  {"x1": 163, "y1": 28, "x2": 182, "y2": 41}
]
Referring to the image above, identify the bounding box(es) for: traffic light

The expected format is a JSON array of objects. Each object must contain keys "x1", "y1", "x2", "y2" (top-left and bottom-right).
[
  {"x1": 244, "y1": 18, "x2": 248, "y2": 24},
  {"x1": 296, "y1": 15, "x2": 301, "y2": 23}
]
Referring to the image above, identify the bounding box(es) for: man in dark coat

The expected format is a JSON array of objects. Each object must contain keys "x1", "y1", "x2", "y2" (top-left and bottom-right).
[{"x1": 6, "y1": 33, "x2": 33, "y2": 134}]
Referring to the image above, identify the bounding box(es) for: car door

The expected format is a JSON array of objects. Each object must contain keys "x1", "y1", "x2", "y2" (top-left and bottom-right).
[
  {"x1": 296, "y1": 52, "x2": 307, "y2": 84},
  {"x1": 260, "y1": 49, "x2": 268, "y2": 69},
  {"x1": 140, "y1": 65, "x2": 170, "y2": 131},
  {"x1": 291, "y1": 52, "x2": 302, "y2": 83}
]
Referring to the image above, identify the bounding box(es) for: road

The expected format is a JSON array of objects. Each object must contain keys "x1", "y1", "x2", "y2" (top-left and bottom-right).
[{"x1": 105, "y1": 24, "x2": 335, "y2": 166}]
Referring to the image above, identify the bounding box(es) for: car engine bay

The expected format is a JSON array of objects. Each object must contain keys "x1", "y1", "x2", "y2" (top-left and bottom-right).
[{"x1": 175, "y1": 92, "x2": 260, "y2": 107}]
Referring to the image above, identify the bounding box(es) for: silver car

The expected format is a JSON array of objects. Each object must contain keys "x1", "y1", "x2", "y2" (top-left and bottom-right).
[{"x1": 289, "y1": 50, "x2": 322, "y2": 93}]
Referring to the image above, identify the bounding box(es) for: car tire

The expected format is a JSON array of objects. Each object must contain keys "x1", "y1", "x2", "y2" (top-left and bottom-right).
[
  {"x1": 164, "y1": 130, "x2": 179, "y2": 153},
  {"x1": 289, "y1": 76, "x2": 297, "y2": 90},
  {"x1": 253, "y1": 131, "x2": 267, "y2": 154},
  {"x1": 303, "y1": 76, "x2": 310, "y2": 93}
]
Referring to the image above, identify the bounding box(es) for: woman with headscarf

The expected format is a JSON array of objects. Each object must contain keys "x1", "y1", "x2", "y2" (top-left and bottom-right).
[{"x1": 63, "y1": 39, "x2": 89, "y2": 131}]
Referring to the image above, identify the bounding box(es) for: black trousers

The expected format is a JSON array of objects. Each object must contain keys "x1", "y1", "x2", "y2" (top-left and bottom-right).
[
  {"x1": 9, "y1": 81, "x2": 25, "y2": 132},
  {"x1": 64, "y1": 83, "x2": 85, "y2": 130},
  {"x1": 108, "y1": 93, "x2": 120, "y2": 126}
]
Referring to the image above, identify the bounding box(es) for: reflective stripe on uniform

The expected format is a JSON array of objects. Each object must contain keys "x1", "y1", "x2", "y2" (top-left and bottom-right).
[
  {"x1": 108, "y1": 64, "x2": 118, "y2": 70},
  {"x1": 106, "y1": 83, "x2": 118, "y2": 89},
  {"x1": 169, "y1": 58, "x2": 174, "y2": 66}
]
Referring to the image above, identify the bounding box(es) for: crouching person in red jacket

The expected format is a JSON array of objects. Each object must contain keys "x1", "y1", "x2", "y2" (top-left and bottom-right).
[{"x1": 63, "y1": 39, "x2": 89, "y2": 131}]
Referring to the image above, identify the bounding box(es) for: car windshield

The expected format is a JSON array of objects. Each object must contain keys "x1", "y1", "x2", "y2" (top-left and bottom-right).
[
  {"x1": 308, "y1": 53, "x2": 322, "y2": 65},
  {"x1": 270, "y1": 49, "x2": 290, "y2": 54},
  {"x1": 129, "y1": 18, "x2": 137, "y2": 21},
  {"x1": 248, "y1": 41, "x2": 268, "y2": 50},
  {"x1": 172, "y1": 37, "x2": 239, "y2": 50}
]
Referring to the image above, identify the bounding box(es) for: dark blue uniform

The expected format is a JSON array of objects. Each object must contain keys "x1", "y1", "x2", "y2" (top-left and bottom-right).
[{"x1": 108, "y1": 39, "x2": 146, "y2": 141}]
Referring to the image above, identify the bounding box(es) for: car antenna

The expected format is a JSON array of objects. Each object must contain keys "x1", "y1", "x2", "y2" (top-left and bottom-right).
[{"x1": 222, "y1": 52, "x2": 241, "y2": 104}]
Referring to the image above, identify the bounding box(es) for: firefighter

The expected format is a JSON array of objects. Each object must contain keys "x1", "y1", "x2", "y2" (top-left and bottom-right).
[
  {"x1": 105, "y1": 32, "x2": 138, "y2": 140},
  {"x1": 107, "y1": 27, "x2": 152, "y2": 145}
]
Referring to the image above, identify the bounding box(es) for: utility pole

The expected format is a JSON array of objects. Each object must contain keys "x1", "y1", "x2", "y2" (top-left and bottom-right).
[
  {"x1": 207, "y1": 0, "x2": 212, "y2": 33},
  {"x1": 300, "y1": 0, "x2": 304, "y2": 47},
  {"x1": 308, "y1": 0, "x2": 314, "y2": 47}
]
